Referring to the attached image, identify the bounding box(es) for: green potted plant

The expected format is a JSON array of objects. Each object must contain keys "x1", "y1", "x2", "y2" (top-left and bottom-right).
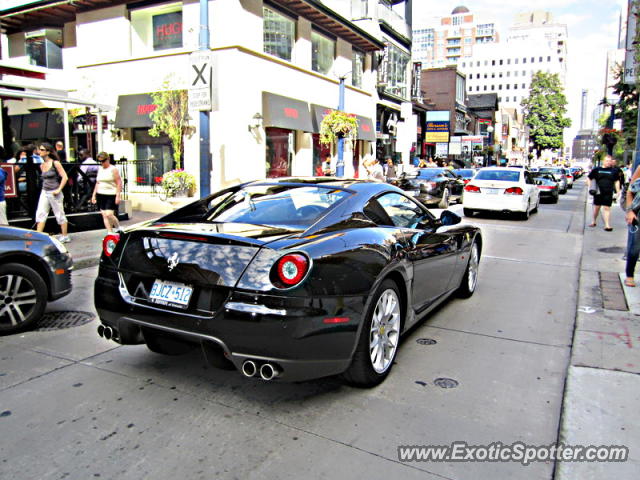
[
  {"x1": 161, "y1": 169, "x2": 197, "y2": 198},
  {"x1": 319, "y1": 110, "x2": 358, "y2": 145}
]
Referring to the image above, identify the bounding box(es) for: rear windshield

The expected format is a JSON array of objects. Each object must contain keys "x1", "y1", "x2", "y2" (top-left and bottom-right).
[
  {"x1": 411, "y1": 168, "x2": 444, "y2": 179},
  {"x1": 474, "y1": 170, "x2": 521, "y2": 182},
  {"x1": 454, "y1": 169, "x2": 474, "y2": 178},
  {"x1": 207, "y1": 185, "x2": 351, "y2": 227}
]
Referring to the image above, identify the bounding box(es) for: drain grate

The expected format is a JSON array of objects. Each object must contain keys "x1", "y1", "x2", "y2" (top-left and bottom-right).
[
  {"x1": 36, "y1": 311, "x2": 95, "y2": 331},
  {"x1": 433, "y1": 377, "x2": 459, "y2": 389},
  {"x1": 598, "y1": 272, "x2": 628, "y2": 312},
  {"x1": 416, "y1": 338, "x2": 437, "y2": 345}
]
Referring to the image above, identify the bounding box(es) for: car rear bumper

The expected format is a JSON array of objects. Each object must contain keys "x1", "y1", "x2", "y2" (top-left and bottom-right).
[
  {"x1": 462, "y1": 193, "x2": 528, "y2": 212},
  {"x1": 94, "y1": 275, "x2": 364, "y2": 382}
]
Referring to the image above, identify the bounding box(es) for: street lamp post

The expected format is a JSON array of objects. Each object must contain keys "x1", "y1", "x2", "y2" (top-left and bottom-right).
[
  {"x1": 336, "y1": 76, "x2": 346, "y2": 177},
  {"x1": 486, "y1": 126, "x2": 494, "y2": 166}
]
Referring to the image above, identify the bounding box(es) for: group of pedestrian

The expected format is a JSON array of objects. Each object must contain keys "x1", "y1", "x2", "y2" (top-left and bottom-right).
[{"x1": 0, "y1": 143, "x2": 122, "y2": 242}]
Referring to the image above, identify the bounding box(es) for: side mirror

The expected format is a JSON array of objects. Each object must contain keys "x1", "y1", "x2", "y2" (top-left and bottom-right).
[{"x1": 439, "y1": 210, "x2": 461, "y2": 226}]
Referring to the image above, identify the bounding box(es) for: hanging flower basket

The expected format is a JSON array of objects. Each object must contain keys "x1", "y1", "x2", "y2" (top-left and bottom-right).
[{"x1": 319, "y1": 110, "x2": 358, "y2": 145}]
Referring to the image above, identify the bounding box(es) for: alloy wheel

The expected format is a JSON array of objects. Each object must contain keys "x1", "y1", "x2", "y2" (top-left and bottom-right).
[
  {"x1": 467, "y1": 244, "x2": 479, "y2": 292},
  {"x1": 0, "y1": 274, "x2": 38, "y2": 327},
  {"x1": 369, "y1": 289, "x2": 401, "y2": 374}
]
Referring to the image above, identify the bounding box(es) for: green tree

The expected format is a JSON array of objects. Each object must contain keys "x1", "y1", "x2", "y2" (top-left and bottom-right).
[
  {"x1": 605, "y1": 64, "x2": 638, "y2": 154},
  {"x1": 149, "y1": 80, "x2": 193, "y2": 169},
  {"x1": 521, "y1": 71, "x2": 571, "y2": 158}
]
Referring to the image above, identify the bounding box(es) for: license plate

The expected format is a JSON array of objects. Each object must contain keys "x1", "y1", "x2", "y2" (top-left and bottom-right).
[
  {"x1": 149, "y1": 279, "x2": 193, "y2": 308},
  {"x1": 482, "y1": 188, "x2": 500, "y2": 194}
]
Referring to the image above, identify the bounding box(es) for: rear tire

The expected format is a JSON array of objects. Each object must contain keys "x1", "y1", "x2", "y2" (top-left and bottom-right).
[
  {"x1": 519, "y1": 203, "x2": 530, "y2": 220},
  {"x1": 343, "y1": 279, "x2": 402, "y2": 388},
  {"x1": 0, "y1": 263, "x2": 48, "y2": 335},
  {"x1": 457, "y1": 241, "x2": 480, "y2": 298},
  {"x1": 143, "y1": 328, "x2": 196, "y2": 355}
]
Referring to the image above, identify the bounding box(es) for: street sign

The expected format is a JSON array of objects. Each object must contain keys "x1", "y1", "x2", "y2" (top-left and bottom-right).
[
  {"x1": 624, "y1": 0, "x2": 637, "y2": 84},
  {"x1": 189, "y1": 51, "x2": 212, "y2": 111}
]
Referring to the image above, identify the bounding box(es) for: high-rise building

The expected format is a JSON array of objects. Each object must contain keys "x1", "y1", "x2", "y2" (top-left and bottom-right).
[
  {"x1": 458, "y1": 12, "x2": 567, "y2": 110},
  {"x1": 412, "y1": 6, "x2": 498, "y2": 67}
]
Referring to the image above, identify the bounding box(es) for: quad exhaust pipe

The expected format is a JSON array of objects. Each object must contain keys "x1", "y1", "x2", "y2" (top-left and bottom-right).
[{"x1": 241, "y1": 360, "x2": 280, "y2": 381}]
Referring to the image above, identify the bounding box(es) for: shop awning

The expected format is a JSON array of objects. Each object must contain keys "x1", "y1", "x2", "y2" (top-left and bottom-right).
[
  {"x1": 355, "y1": 115, "x2": 375, "y2": 141},
  {"x1": 310, "y1": 104, "x2": 332, "y2": 133},
  {"x1": 262, "y1": 92, "x2": 313, "y2": 132},
  {"x1": 20, "y1": 111, "x2": 47, "y2": 139},
  {"x1": 114, "y1": 93, "x2": 158, "y2": 128}
]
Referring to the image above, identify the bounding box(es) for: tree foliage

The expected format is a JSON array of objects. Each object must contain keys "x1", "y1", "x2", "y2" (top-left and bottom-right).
[
  {"x1": 149, "y1": 81, "x2": 193, "y2": 170},
  {"x1": 606, "y1": 64, "x2": 638, "y2": 154},
  {"x1": 521, "y1": 72, "x2": 571, "y2": 157}
]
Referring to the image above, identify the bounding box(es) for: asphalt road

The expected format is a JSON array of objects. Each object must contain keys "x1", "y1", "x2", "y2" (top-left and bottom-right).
[{"x1": 0, "y1": 180, "x2": 587, "y2": 480}]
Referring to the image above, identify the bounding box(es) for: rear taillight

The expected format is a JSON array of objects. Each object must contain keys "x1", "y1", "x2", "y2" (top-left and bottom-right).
[
  {"x1": 274, "y1": 253, "x2": 309, "y2": 287},
  {"x1": 504, "y1": 187, "x2": 524, "y2": 195},
  {"x1": 464, "y1": 184, "x2": 481, "y2": 193},
  {"x1": 538, "y1": 185, "x2": 555, "y2": 190},
  {"x1": 463, "y1": 179, "x2": 470, "y2": 184},
  {"x1": 102, "y1": 233, "x2": 120, "y2": 257}
]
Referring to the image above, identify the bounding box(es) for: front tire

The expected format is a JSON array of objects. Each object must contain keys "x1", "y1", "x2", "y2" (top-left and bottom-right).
[
  {"x1": 0, "y1": 263, "x2": 48, "y2": 335},
  {"x1": 457, "y1": 241, "x2": 480, "y2": 298},
  {"x1": 343, "y1": 279, "x2": 402, "y2": 388}
]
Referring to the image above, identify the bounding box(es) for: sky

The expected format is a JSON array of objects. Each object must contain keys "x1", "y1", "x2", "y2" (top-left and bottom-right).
[{"x1": 412, "y1": 0, "x2": 628, "y2": 144}]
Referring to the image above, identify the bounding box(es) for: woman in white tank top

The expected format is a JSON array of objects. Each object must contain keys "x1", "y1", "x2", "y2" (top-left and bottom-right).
[{"x1": 91, "y1": 152, "x2": 122, "y2": 233}]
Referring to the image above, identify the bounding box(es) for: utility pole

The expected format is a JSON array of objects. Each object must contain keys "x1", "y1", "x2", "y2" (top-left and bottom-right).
[
  {"x1": 336, "y1": 76, "x2": 346, "y2": 177},
  {"x1": 199, "y1": 0, "x2": 211, "y2": 197}
]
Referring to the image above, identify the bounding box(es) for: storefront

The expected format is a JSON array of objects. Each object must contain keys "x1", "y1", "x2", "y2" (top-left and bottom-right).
[
  {"x1": 376, "y1": 105, "x2": 401, "y2": 162},
  {"x1": 114, "y1": 93, "x2": 172, "y2": 187},
  {"x1": 262, "y1": 92, "x2": 313, "y2": 178}
]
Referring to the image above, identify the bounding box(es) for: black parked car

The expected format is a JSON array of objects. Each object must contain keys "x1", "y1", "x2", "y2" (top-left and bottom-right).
[
  {"x1": 397, "y1": 168, "x2": 465, "y2": 208},
  {"x1": 452, "y1": 168, "x2": 476, "y2": 185},
  {"x1": 94, "y1": 178, "x2": 482, "y2": 387},
  {"x1": 0, "y1": 227, "x2": 73, "y2": 334}
]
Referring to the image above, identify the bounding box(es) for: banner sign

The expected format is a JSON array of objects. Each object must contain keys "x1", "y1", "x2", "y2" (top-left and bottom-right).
[
  {"x1": 425, "y1": 121, "x2": 450, "y2": 142},
  {"x1": 1, "y1": 165, "x2": 17, "y2": 199}
]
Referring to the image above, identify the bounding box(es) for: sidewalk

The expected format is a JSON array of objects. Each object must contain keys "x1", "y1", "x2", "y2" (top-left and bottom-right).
[
  {"x1": 65, "y1": 210, "x2": 161, "y2": 269},
  {"x1": 556, "y1": 190, "x2": 640, "y2": 478}
]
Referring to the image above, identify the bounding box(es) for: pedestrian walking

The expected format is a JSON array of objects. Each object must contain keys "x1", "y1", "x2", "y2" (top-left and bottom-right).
[
  {"x1": 588, "y1": 155, "x2": 621, "y2": 231},
  {"x1": 384, "y1": 157, "x2": 397, "y2": 182},
  {"x1": 364, "y1": 157, "x2": 384, "y2": 181},
  {"x1": 624, "y1": 164, "x2": 640, "y2": 287},
  {"x1": 35, "y1": 142, "x2": 70, "y2": 242},
  {"x1": 91, "y1": 152, "x2": 122, "y2": 234}
]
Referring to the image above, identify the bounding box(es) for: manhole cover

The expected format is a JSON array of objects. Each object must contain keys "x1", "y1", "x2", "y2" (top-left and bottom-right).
[
  {"x1": 36, "y1": 311, "x2": 95, "y2": 331},
  {"x1": 597, "y1": 246, "x2": 625, "y2": 254},
  {"x1": 433, "y1": 377, "x2": 459, "y2": 389},
  {"x1": 416, "y1": 338, "x2": 437, "y2": 345}
]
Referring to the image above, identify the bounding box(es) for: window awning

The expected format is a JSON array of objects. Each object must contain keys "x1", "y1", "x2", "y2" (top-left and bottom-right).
[
  {"x1": 310, "y1": 104, "x2": 332, "y2": 134},
  {"x1": 114, "y1": 93, "x2": 158, "y2": 128},
  {"x1": 355, "y1": 115, "x2": 375, "y2": 141},
  {"x1": 262, "y1": 92, "x2": 313, "y2": 132}
]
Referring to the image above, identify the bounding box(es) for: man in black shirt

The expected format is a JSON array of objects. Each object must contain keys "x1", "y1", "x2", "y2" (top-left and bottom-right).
[{"x1": 588, "y1": 155, "x2": 621, "y2": 231}]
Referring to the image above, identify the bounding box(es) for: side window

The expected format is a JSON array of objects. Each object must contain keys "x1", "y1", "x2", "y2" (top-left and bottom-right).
[
  {"x1": 376, "y1": 193, "x2": 431, "y2": 229},
  {"x1": 524, "y1": 172, "x2": 533, "y2": 184}
]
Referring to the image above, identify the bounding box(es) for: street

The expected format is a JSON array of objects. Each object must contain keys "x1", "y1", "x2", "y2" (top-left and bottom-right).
[{"x1": 0, "y1": 180, "x2": 595, "y2": 479}]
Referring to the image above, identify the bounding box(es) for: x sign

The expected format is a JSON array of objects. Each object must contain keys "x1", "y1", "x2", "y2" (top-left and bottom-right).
[{"x1": 192, "y1": 63, "x2": 208, "y2": 86}]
